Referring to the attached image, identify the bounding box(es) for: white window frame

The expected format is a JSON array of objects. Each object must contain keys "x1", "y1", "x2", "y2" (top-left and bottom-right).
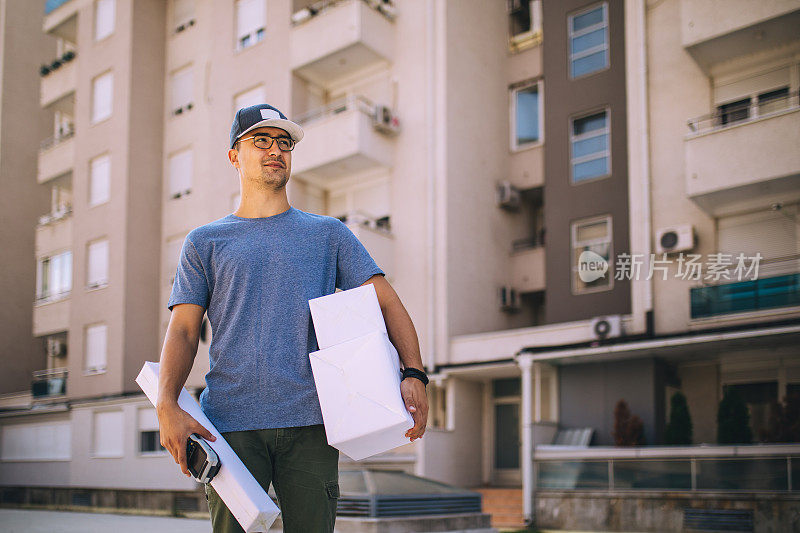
[
  {"x1": 94, "y1": 0, "x2": 116, "y2": 42},
  {"x1": 571, "y1": 215, "x2": 614, "y2": 295},
  {"x1": 91, "y1": 409, "x2": 123, "y2": 457},
  {"x1": 91, "y1": 71, "x2": 113, "y2": 124},
  {"x1": 568, "y1": 2, "x2": 609, "y2": 80},
  {"x1": 89, "y1": 153, "x2": 111, "y2": 207},
  {"x1": 570, "y1": 107, "x2": 611, "y2": 184},
  {"x1": 36, "y1": 250, "x2": 73, "y2": 302},
  {"x1": 235, "y1": 0, "x2": 266, "y2": 51},
  {"x1": 510, "y1": 79, "x2": 544, "y2": 151},
  {"x1": 85, "y1": 323, "x2": 108, "y2": 374},
  {"x1": 168, "y1": 148, "x2": 193, "y2": 199},
  {"x1": 86, "y1": 238, "x2": 110, "y2": 289},
  {"x1": 508, "y1": 0, "x2": 542, "y2": 46}
]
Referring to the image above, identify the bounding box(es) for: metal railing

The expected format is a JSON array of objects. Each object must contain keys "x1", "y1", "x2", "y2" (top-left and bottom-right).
[
  {"x1": 534, "y1": 444, "x2": 799, "y2": 492},
  {"x1": 293, "y1": 95, "x2": 375, "y2": 126},
  {"x1": 687, "y1": 89, "x2": 799, "y2": 135},
  {"x1": 290, "y1": 0, "x2": 396, "y2": 26},
  {"x1": 40, "y1": 125, "x2": 75, "y2": 151},
  {"x1": 38, "y1": 204, "x2": 73, "y2": 227},
  {"x1": 31, "y1": 368, "x2": 68, "y2": 399}
]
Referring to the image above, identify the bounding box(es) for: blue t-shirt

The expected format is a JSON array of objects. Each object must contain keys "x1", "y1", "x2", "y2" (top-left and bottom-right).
[{"x1": 167, "y1": 206, "x2": 384, "y2": 432}]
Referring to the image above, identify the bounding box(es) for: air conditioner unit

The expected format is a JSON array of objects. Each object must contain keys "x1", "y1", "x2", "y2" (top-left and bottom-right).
[
  {"x1": 373, "y1": 105, "x2": 400, "y2": 135},
  {"x1": 499, "y1": 286, "x2": 520, "y2": 312},
  {"x1": 655, "y1": 225, "x2": 695, "y2": 254},
  {"x1": 496, "y1": 181, "x2": 520, "y2": 211},
  {"x1": 47, "y1": 338, "x2": 67, "y2": 358},
  {"x1": 590, "y1": 315, "x2": 622, "y2": 340}
]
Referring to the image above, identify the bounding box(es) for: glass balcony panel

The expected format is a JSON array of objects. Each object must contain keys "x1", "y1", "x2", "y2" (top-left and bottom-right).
[
  {"x1": 536, "y1": 461, "x2": 609, "y2": 490},
  {"x1": 613, "y1": 460, "x2": 692, "y2": 490},
  {"x1": 696, "y1": 458, "x2": 788, "y2": 491}
]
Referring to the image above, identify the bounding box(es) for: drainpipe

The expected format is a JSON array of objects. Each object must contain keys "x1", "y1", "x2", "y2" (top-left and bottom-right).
[{"x1": 519, "y1": 357, "x2": 533, "y2": 523}]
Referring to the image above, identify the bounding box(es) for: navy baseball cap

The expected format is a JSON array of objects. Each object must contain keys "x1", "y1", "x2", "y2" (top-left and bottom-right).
[{"x1": 229, "y1": 104, "x2": 304, "y2": 149}]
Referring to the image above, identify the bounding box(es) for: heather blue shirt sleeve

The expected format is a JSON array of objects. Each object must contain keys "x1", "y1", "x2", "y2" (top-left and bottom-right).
[
  {"x1": 335, "y1": 221, "x2": 384, "y2": 291},
  {"x1": 168, "y1": 235, "x2": 211, "y2": 311}
]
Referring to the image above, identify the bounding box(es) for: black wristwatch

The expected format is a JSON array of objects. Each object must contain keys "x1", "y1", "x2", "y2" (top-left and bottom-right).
[{"x1": 402, "y1": 367, "x2": 429, "y2": 386}]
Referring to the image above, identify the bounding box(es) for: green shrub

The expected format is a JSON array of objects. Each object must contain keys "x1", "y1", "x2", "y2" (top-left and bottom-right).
[
  {"x1": 717, "y1": 387, "x2": 752, "y2": 444},
  {"x1": 665, "y1": 391, "x2": 693, "y2": 445}
]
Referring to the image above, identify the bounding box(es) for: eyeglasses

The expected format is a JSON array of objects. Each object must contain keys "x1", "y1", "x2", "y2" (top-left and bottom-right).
[{"x1": 237, "y1": 134, "x2": 295, "y2": 152}]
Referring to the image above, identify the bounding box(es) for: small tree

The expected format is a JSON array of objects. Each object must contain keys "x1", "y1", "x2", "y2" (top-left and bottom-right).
[
  {"x1": 759, "y1": 392, "x2": 800, "y2": 443},
  {"x1": 665, "y1": 391, "x2": 693, "y2": 445},
  {"x1": 613, "y1": 399, "x2": 646, "y2": 446},
  {"x1": 717, "y1": 387, "x2": 752, "y2": 444}
]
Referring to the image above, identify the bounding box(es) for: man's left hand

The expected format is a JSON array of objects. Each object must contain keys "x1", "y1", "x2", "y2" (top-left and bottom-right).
[{"x1": 401, "y1": 378, "x2": 428, "y2": 441}]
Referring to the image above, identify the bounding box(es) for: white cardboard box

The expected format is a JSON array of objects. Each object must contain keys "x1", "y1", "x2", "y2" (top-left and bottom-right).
[
  {"x1": 309, "y1": 283, "x2": 386, "y2": 350},
  {"x1": 135, "y1": 362, "x2": 280, "y2": 533},
  {"x1": 309, "y1": 330, "x2": 414, "y2": 460}
]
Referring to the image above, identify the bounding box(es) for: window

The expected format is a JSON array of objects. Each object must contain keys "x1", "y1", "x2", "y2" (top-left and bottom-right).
[
  {"x1": 168, "y1": 149, "x2": 193, "y2": 198},
  {"x1": 508, "y1": 0, "x2": 541, "y2": 45},
  {"x1": 92, "y1": 71, "x2": 113, "y2": 123},
  {"x1": 0, "y1": 422, "x2": 71, "y2": 461},
  {"x1": 170, "y1": 65, "x2": 193, "y2": 115},
  {"x1": 716, "y1": 86, "x2": 791, "y2": 127},
  {"x1": 92, "y1": 410, "x2": 122, "y2": 457},
  {"x1": 568, "y1": 3, "x2": 608, "y2": 79},
  {"x1": 89, "y1": 154, "x2": 110, "y2": 206},
  {"x1": 571, "y1": 215, "x2": 613, "y2": 293},
  {"x1": 138, "y1": 408, "x2": 166, "y2": 454},
  {"x1": 94, "y1": 0, "x2": 115, "y2": 41},
  {"x1": 36, "y1": 251, "x2": 72, "y2": 301},
  {"x1": 234, "y1": 85, "x2": 266, "y2": 112},
  {"x1": 172, "y1": 0, "x2": 195, "y2": 33},
  {"x1": 87, "y1": 239, "x2": 109, "y2": 288},
  {"x1": 85, "y1": 323, "x2": 108, "y2": 373},
  {"x1": 511, "y1": 81, "x2": 542, "y2": 149},
  {"x1": 236, "y1": 0, "x2": 266, "y2": 50},
  {"x1": 717, "y1": 97, "x2": 750, "y2": 126},
  {"x1": 570, "y1": 109, "x2": 610, "y2": 183}
]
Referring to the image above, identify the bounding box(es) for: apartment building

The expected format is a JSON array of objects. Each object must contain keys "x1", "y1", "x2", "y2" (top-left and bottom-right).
[{"x1": 1, "y1": 0, "x2": 798, "y2": 531}]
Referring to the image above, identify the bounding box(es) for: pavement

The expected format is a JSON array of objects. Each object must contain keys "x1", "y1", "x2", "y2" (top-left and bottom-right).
[{"x1": 0, "y1": 508, "x2": 213, "y2": 533}]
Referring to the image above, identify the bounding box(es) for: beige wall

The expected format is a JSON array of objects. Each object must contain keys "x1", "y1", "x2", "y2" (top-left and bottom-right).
[{"x1": 0, "y1": 0, "x2": 55, "y2": 394}]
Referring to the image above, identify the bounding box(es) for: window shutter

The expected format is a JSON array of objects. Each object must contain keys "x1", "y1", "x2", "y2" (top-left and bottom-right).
[
  {"x1": 171, "y1": 66, "x2": 193, "y2": 111},
  {"x1": 173, "y1": 0, "x2": 194, "y2": 28},
  {"x1": 95, "y1": 0, "x2": 116, "y2": 41},
  {"x1": 138, "y1": 408, "x2": 160, "y2": 432},
  {"x1": 237, "y1": 0, "x2": 265, "y2": 39},
  {"x1": 92, "y1": 72, "x2": 113, "y2": 123},
  {"x1": 718, "y1": 207, "x2": 798, "y2": 260},
  {"x1": 90, "y1": 154, "x2": 111, "y2": 206},
  {"x1": 85, "y1": 324, "x2": 108, "y2": 371},
  {"x1": 234, "y1": 85, "x2": 266, "y2": 111},
  {"x1": 87, "y1": 240, "x2": 109, "y2": 286},
  {"x1": 93, "y1": 411, "x2": 123, "y2": 457},
  {"x1": 169, "y1": 149, "x2": 193, "y2": 196}
]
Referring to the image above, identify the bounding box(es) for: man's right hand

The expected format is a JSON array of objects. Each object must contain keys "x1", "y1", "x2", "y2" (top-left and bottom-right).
[{"x1": 156, "y1": 402, "x2": 216, "y2": 477}]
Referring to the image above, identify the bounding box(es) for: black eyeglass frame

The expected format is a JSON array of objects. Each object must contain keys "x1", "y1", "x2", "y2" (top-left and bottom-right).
[{"x1": 236, "y1": 133, "x2": 296, "y2": 151}]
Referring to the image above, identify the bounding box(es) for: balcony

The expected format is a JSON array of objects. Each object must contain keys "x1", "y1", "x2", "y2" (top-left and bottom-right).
[
  {"x1": 509, "y1": 144, "x2": 544, "y2": 190},
  {"x1": 685, "y1": 91, "x2": 800, "y2": 215},
  {"x1": 40, "y1": 53, "x2": 76, "y2": 108},
  {"x1": 36, "y1": 209, "x2": 72, "y2": 256},
  {"x1": 33, "y1": 297, "x2": 71, "y2": 336},
  {"x1": 690, "y1": 254, "x2": 800, "y2": 319},
  {"x1": 38, "y1": 128, "x2": 75, "y2": 184},
  {"x1": 510, "y1": 238, "x2": 545, "y2": 294},
  {"x1": 680, "y1": 2, "x2": 800, "y2": 72},
  {"x1": 292, "y1": 96, "x2": 395, "y2": 183},
  {"x1": 31, "y1": 368, "x2": 67, "y2": 399},
  {"x1": 290, "y1": 0, "x2": 395, "y2": 88},
  {"x1": 344, "y1": 214, "x2": 394, "y2": 280}
]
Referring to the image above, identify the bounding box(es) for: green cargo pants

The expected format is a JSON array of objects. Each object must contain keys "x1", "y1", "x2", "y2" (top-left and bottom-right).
[{"x1": 204, "y1": 424, "x2": 339, "y2": 533}]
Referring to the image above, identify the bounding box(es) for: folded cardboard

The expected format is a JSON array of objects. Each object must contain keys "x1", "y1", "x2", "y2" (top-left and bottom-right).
[
  {"x1": 309, "y1": 330, "x2": 414, "y2": 460},
  {"x1": 309, "y1": 283, "x2": 386, "y2": 350},
  {"x1": 136, "y1": 362, "x2": 280, "y2": 533}
]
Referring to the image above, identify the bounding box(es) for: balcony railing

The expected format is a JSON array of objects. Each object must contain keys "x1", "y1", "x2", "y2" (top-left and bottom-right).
[
  {"x1": 690, "y1": 254, "x2": 800, "y2": 319},
  {"x1": 687, "y1": 90, "x2": 799, "y2": 135},
  {"x1": 37, "y1": 204, "x2": 73, "y2": 227},
  {"x1": 40, "y1": 125, "x2": 75, "y2": 151},
  {"x1": 31, "y1": 368, "x2": 67, "y2": 398},
  {"x1": 291, "y1": 0, "x2": 396, "y2": 26},
  {"x1": 535, "y1": 444, "x2": 799, "y2": 492},
  {"x1": 294, "y1": 95, "x2": 375, "y2": 126}
]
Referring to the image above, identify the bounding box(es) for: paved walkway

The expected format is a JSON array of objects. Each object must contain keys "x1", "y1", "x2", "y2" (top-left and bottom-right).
[{"x1": 0, "y1": 508, "x2": 213, "y2": 533}]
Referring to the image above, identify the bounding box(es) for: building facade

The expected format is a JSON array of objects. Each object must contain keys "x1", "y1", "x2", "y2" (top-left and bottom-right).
[{"x1": 1, "y1": 0, "x2": 799, "y2": 530}]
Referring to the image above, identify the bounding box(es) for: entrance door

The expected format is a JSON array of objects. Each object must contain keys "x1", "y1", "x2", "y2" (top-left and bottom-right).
[{"x1": 492, "y1": 378, "x2": 521, "y2": 485}]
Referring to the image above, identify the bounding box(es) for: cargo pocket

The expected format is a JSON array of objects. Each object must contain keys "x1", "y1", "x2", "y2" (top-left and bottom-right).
[{"x1": 325, "y1": 480, "x2": 340, "y2": 500}]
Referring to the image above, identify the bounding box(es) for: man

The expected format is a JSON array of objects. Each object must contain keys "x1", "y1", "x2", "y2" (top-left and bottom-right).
[{"x1": 156, "y1": 103, "x2": 429, "y2": 533}]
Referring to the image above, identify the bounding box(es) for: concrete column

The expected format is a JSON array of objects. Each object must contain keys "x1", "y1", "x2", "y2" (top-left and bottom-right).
[{"x1": 519, "y1": 357, "x2": 534, "y2": 523}]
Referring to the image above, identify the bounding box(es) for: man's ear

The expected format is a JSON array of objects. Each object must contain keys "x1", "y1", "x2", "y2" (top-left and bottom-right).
[{"x1": 228, "y1": 148, "x2": 239, "y2": 168}]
